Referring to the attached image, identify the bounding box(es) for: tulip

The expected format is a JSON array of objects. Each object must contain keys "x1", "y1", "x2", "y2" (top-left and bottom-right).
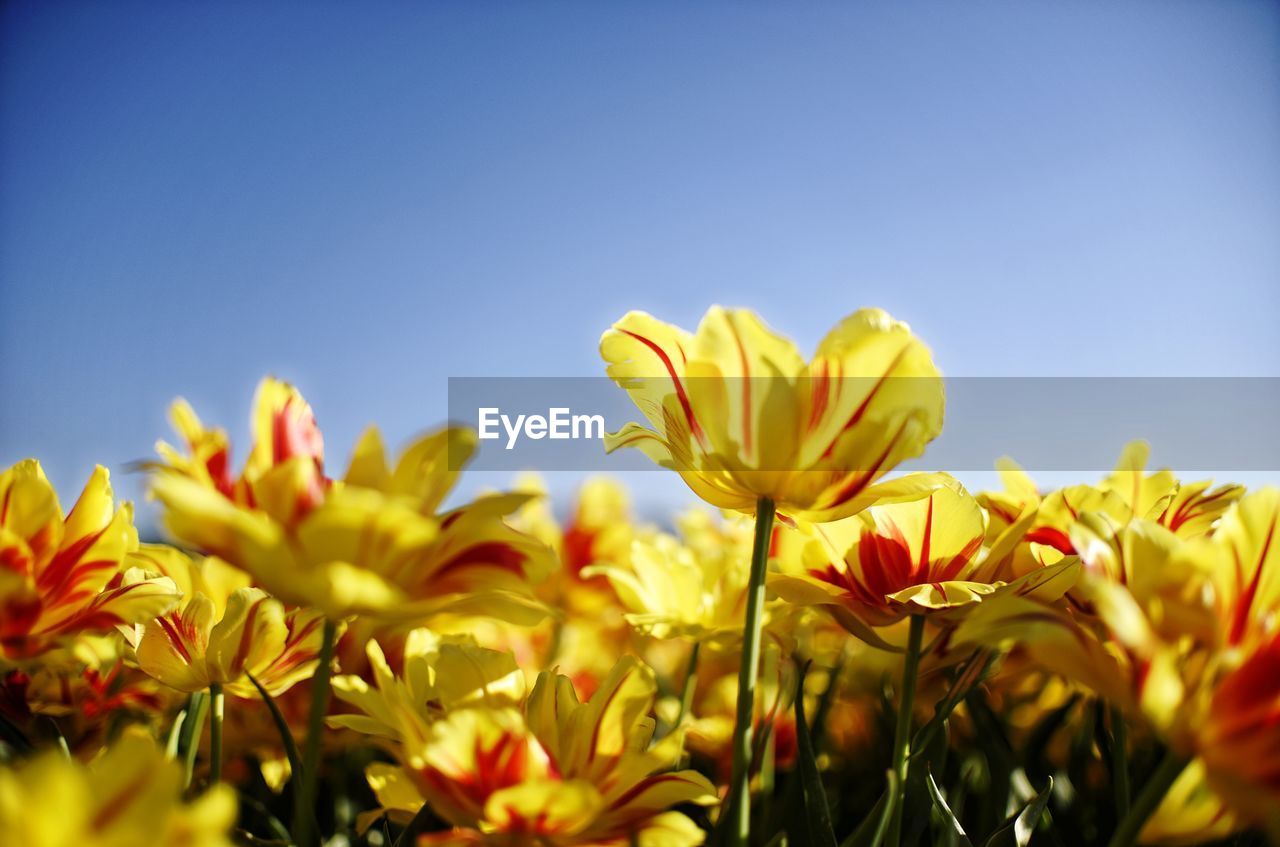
[
  {"x1": 0, "y1": 730, "x2": 236, "y2": 847},
  {"x1": 0, "y1": 460, "x2": 179, "y2": 661},
  {"x1": 338, "y1": 646, "x2": 717, "y2": 846},
  {"x1": 149, "y1": 381, "x2": 553, "y2": 624},
  {"x1": 603, "y1": 306, "x2": 944, "y2": 846},
  {"x1": 149, "y1": 377, "x2": 554, "y2": 846},
  {"x1": 129, "y1": 550, "x2": 326, "y2": 700},
  {"x1": 585, "y1": 509, "x2": 770, "y2": 645},
  {"x1": 601, "y1": 307, "x2": 944, "y2": 522}
]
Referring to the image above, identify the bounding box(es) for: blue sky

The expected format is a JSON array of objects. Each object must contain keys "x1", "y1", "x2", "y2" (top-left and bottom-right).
[{"x1": 2, "y1": 1, "x2": 1278, "y2": 522}]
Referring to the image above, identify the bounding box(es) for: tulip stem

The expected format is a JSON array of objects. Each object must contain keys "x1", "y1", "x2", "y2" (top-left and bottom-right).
[
  {"x1": 294, "y1": 618, "x2": 338, "y2": 847},
  {"x1": 1110, "y1": 704, "x2": 1130, "y2": 817},
  {"x1": 725, "y1": 495, "x2": 775, "y2": 847},
  {"x1": 886, "y1": 614, "x2": 926, "y2": 847},
  {"x1": 208, "y1": 683, "x2": 224, "y2": 784},
  {"x1": 1107, "y1": 749, "x2": 1188, "y2": 847},
  {"x1": 674, "y1": 640, "x2": 701, "y2": 733},
  {"x1": 180, "y1": 691, "x2": 209, "y2": 790}
]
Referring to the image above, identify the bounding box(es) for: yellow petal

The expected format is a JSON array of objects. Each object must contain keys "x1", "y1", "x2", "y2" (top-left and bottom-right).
[
  {"x1": 47, "y1": 568, "x2": 181, "y2": 638},
  {"x1": 886, "y1": 580, "x2": 999, "y2": 612},
  {"x1": 135, "y1": 593, "x2": 216, "y2": 692},
  {"x1": 1101, "y1": 441, "x2": 1178, "y2": 521},
  {"x1": 365, "y1": 762, "x2": 425, "y2": 816},
  {"x1": 686, "y1": 307, "x2": 805, "y2": 472},
  {"x1": 246, "y1": 376, "x2": 324, "y2": 478},
  {"x1": 33, "y1": 467, "x2": 138, "y2": 633},
  {"x1": 561, "y1": 657, "x2": 656, "y2": 772},
  {"x1": 1205, "y1": 487, "x2": 1280, "y2": 648},
  {"x1": 0, "y1": 459, "x2": 63, "y2": 570},
  {"x1": 602, "y1": 311, "x2": 701, "y2": 443},
  {"x1": 344, "y1": 425, "x2": 392, "y2": 491},
  {"x1": 483, "y1": 778, "x2": 603, "y2": 836},
  {"x1": 390, "y1": 426, "x2": 477, "y2": 514},
  {"x1": 207, "y1": 587, "x2": 287, "y2": 686},
  {"x1": 634, "y1": 811, "x2": 712, "y2": 847},
  {"x1": 798, "y1": 308, "x2": 943, "y2": 473}
]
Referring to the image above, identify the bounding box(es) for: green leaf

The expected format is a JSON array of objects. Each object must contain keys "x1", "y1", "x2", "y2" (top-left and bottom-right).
[
  {"x1": 0, "y1": 711, "x2": 33, "y2": 755},
  {"x1": 911, "y1": 649, "x2": 997, "y2": 760},
  {"x1": 164, "y1": 706, "x2": 189, "y2": 759},
  {"x1": 393, "y1": 801, "x2": 439, "y2": 847},
  {"x1": 787, "y1": 662, "x2": 838, "y2": 847},
  {"x1": 247, "y1": 672, "x2": 304, "y2": 786},
  {"x1": 178, "y1": 690, "x2": 208, "y2": 789},
  {"x1": 965, "y1": 690, "x2": 1014, "y2": 836},
  {"x1": 926, "y1": 767, "x2": 975, "y2": 847},
  {"x1": 982, "y1": 776, "x2": 1053, "y2": 847},
  {"x1": 240, "y1": 793, "x2": 294, "y2": 844},
  {"x1": 840, "y1": 771, "x2": 899, "y2": 847},
  {"x1": 808, "y1": 648, "x2": 849, "y2": 756}
]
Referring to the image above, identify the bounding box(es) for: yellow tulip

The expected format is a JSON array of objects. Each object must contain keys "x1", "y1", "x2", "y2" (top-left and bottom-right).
[
  {"x1": 329, "y1": 628, "x2": 525, "y2": 752},
  {"x1": 954, "y1": 489, "x2": 1279, "y2": 839},
  {"x1": 601, "y1": 307, "x2": 944, "y2": 522},
  {"x1": 1172, "y1": 489, "x2": 1280, "y2": 836},
  {"x1": 0, "y1": 460, "x2": 180, "y2": 661},
  {"x1": 511, "y1": 474, "x2": 634, "y2": 581},
  {"x1": 771, "y1": 484, "x2": 1070, "y2": 632},
  {"x1": 522, "y1": 658, "x2": 718, "y2": 837},
  {"x1": 1192, "y1": 486, "x2": 1280, "y2": 651},
  {"x1": 123, "y1": 546, "x2": 327, "y2": 698},
  {"x1": 0, "y1": 730, "x2": 236, "y2": 847},
  {"x1": 602, "y1": 306, "x2": 944, "y2": 846},
  {"x1": 954, "y1": 514, "x2": 1206, "y2": 729},
  {"x1": 346, "y1": 651, "x2": 716, "y2": 845},
  {"x1": 584, "y1": 508, "x2": 776, "y2": 644},
  {"x1": 497, "y1": 475, "x2": 637, "y2": 691},
  {"x1": 149, "y1": 377, "x2": 554, "y2": 622},
  {"x1": 1194, "y1": 629, "x2": 1280, "y2": 837},
  {"x1": 980, "y1": 443, "x2": 1243, "y2": 579},
  {"x1": 131, "y1": 585, "x2": 326, "y2": 698}
]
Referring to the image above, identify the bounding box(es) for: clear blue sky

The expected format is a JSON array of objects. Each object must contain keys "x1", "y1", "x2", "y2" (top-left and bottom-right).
[{"x1": 2, "y1": 1, "x2": 1278, "y2": 522}]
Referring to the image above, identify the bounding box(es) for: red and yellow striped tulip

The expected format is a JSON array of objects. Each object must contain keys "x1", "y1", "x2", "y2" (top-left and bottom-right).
[
  {"x1": 348, "y1": 653, "x2": 717, "y2": 846},
  {"x1": 771, "y1": 485, "x2": 1069, "y2": 634},
  {"x1": 0, "y1": 730, "x2": 236, "y2": 847},
  {"x1": 149, "y1": 378, "x2": 553, "y2": 622},
  {"x1": 0, "y1": 460, "x2": 179, "y2": 661},
  {"x1": 601, "y1": 307, "x2": 944, "y2": 522}
]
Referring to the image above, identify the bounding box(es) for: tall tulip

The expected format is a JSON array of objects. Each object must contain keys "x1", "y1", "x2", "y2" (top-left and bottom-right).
[{"x1": 602, "y1": 306, "x2": 944, "y2": 845}]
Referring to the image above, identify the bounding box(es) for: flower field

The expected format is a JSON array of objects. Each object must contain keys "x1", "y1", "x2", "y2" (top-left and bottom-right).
[{"x1": 1, "y1": 306, "x2": 1276, "y2": 847}]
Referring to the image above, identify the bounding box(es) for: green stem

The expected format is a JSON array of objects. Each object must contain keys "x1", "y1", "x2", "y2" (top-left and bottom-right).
[
  {"x1": 293, "y1": 618, "x2": 338, "y2": 847},
  {"x1": 809, "y1": 644, "x2": 850, "y2": 756},
  {"x1": 181, "y1": 691, "x2": 209, "y2": 790},
  {"x1": 1106, "y1": 750, "x2": 1188, "y2": 847},
  {"x1": 674, "y1": 640, "x2": 702, "y2": 733},
  {"x1": 725, "y1": 495, "x2": 776, "y2": 847},
  {"x1": 165, "y1": 706, "x2": 188, "y2": 759},
  {"x1": 44, "y1": 716, "x2": 70, "y2": 759},
  {"x1": 886, "y1": 615, "x2": 926, "y2": 847},
  {"x1": 208, "y1": 683, "x2": 224, "y2": 784},
  {"x1": 1111, "y1": 704, "x2": 1130, "y2": 817},
  {"x1": 757, "y1": 643, "x2": 780, "y2": 829}
]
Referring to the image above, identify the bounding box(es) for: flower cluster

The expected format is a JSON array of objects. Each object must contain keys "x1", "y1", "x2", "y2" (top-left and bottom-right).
[{"x1": 1, "y1": 306, "x2": 1276, "y2": 847}]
